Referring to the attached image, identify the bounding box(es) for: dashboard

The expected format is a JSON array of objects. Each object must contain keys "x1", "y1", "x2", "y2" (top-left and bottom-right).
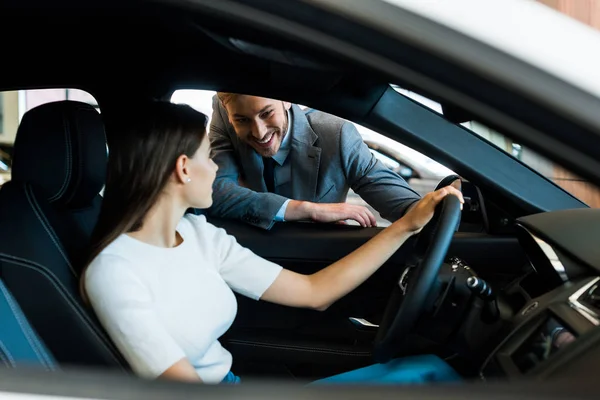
[{"x1": 480, "y1": 208, "x2": 600, "y2": 380}]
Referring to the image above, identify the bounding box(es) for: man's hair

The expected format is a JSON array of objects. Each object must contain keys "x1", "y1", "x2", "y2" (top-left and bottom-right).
[{"x1": 217, "y1": 92, "x2": 240, "y2": 107}]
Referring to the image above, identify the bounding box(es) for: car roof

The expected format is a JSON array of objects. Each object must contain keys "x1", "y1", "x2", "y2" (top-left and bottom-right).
[{"x1": 381, "y1": 0, "x2": 600, "y2": 99}]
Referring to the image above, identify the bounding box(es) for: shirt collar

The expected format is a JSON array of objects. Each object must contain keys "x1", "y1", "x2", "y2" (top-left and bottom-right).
[{"x1": 272, "y1": 109, "x2": 292, "y2": 166}]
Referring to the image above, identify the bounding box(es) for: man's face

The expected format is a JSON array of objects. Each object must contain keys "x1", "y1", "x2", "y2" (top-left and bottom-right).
[{"x1": 224, "y1": 95, "x2": 291, "y2": 158}]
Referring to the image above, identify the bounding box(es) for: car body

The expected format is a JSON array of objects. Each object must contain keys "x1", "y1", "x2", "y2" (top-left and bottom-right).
[{"x1": 1, "y1": 0, "x2": 600, "y2": 399}]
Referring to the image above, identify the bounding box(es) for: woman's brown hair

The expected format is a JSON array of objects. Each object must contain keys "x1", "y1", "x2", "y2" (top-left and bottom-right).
[{"x1": 81, "y1": 102, "x2": 208, "y2": 295}]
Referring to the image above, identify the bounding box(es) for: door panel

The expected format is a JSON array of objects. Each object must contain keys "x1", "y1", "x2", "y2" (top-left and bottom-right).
[{"x1": 209, "y1": 217, "x2": 527, "y2": 379}]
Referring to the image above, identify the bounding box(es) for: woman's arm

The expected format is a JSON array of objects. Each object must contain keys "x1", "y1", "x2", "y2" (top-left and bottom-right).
[
  {"x1": 159, "y1": 358, "x2": 203, "y2": 383},
  {"x1": 261, "y1": 187, "x2": 463, "y2": 310}
]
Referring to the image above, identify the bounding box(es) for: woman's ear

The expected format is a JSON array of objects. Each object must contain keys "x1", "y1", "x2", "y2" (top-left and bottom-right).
[{"x1": 174, "y1": 154, "x2": 191, "y2": 184}]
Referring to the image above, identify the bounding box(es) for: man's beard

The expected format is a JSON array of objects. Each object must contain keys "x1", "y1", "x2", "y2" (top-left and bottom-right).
[
  {"x1": 280, "y1": 103, "x2": 289, "y2": 142},
  {"x1": 247, "y1": 103, "x2": 289, "y2": 156}
]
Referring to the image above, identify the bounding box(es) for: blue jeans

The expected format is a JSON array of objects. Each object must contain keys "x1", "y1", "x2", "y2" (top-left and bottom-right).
[
  {"x1": 222, "y1": 355, "x2": 459, "y2": 385},
  {"x1": 310, "y1": 355, "x2": 460, "y2": 385},
  {"x1": 221, "y1": 371, "x2": 241, "y2": 384}
]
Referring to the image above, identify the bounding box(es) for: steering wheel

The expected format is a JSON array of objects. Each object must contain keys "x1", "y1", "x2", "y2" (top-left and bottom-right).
[{"x1": 373, "y1": 192, "x2": 462, "y2": 363}]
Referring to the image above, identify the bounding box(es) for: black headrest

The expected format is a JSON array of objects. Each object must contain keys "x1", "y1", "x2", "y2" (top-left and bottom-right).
[{"x1": 11, "y1": 101, "x2": 107, "y2": 208}]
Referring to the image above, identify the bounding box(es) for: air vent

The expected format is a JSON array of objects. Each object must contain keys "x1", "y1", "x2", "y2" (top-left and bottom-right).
[
  {"x1": 578, "y1": 281, "x2": 600, "y2": 313},
  {"x1": 569, "y1": 277, "x2": 600, "y2": 326}
]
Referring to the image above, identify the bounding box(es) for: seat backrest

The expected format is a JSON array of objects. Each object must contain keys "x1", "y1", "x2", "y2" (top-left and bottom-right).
[
  {"x1": 0, "y1": 278, "x2": 57, "y2": 370},
  {"x1": 0, "y1": 101, "x2": 127, "y2": 370}
]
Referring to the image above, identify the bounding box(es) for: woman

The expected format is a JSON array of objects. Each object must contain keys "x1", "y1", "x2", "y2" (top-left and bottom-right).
[{"x1": 83, "y1": 102, "x2": 463, "y2": 385}]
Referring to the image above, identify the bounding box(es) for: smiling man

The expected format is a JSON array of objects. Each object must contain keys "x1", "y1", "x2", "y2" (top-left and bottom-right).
[{"x1": 207, "y1": 93, "x2": 422, "y2": 230}]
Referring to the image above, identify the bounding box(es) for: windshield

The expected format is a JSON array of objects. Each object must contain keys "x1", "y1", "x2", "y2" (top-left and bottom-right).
[
  {"x1": 462, "y1": 121, "x2": 600, "y2": 208},
  {"x1": 391, "y1": 86, "x2": 600, "y2": 208}
]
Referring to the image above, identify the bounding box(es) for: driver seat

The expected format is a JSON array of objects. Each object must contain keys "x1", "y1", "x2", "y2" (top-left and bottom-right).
[{"x1": 0, "y1": 101, "x2": 127, "y2": 370}]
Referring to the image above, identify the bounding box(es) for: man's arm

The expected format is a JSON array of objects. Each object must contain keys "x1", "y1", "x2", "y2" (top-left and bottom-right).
[
  {"x1": 340, "y1": 122, "x2": 422, "y2": 222},
  {"x1": 208, "y1": 96, "x2": 380, "y2": 228},
  {"x1": 207, "y1": 96, "x2": 289, "y2": 230},
  {"x1": 209, "y1": 133, "x2": 378, "y2": 227}
]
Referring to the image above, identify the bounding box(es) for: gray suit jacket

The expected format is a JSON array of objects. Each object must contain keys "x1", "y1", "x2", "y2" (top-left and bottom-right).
[{"x1": 207, "y1": 95, "x2": 421, "y2": 229}]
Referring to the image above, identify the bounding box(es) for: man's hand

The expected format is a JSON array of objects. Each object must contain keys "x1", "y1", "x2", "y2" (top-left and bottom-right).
[
  {"x1": 285, "y1": 200, "x2": 377, "y2": 227},
  {"x1": 309, "y1": 203, "x2": 378, "y2": 227}
]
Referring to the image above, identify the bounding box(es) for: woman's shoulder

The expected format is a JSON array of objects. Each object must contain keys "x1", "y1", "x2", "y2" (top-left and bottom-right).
[
  {"x1": 84, "y1": 250, "x2": 157, "y2": 315},
  {"x1": 180, "y1": 212, "x2": 205, "y2": 226},
  {"x1": 180, "y1": 214, "x2": 234, "y2": 251},
  {"x1": 84, "y1": 252, "x2": 144, "y2": 303},
  {"x1": 86, "y1": 251, "x2": 135, "y2": 281},
  {"x1": 85, "y1": 236, "x2": 142, "y2": 284},
  {"x1": 180, "y1": 213, "x2": 222, "y2": 236}
]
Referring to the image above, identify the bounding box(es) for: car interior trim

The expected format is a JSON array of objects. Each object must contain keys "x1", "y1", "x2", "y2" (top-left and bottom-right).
[
  {"x1": 518, "y1": 225, "x2": 568, "y2": 282},
  {"x1": 568, "y1": 277, "x2": 600, "y2": 327}
]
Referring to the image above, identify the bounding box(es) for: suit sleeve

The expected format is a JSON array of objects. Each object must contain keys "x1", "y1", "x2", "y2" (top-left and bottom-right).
[
  {"x1": 340, "y1": 122, "x2": 421, "y2": 221},
  {"x1": 207, "y1": 95, "x2": 289, "y2": 230}
]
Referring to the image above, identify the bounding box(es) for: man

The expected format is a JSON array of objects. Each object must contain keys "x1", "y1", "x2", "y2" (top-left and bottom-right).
[{"x1": 207, "y1": 93, "x2": 422, "y2": 230}]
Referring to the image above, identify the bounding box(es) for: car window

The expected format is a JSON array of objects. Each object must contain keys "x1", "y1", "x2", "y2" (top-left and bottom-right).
[
  {"x1": 0, "y1": 88, "x2": 100, "y2": 186},
  {"x1": 171, "y1": 89, "x2": 455, "y2": 227},
  {"x1": 171, "y1": 89, "x2": 215, "y2": 123}
]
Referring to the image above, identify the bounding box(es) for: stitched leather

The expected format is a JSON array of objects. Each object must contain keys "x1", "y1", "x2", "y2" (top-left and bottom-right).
[
  {"x1": 25, "y1": 184, "x2": 74, "y2": 275},
  {"x1": 0, "y1": 279, "x2": 56, "y2": 370},
  {"x1": 0, "y1": 340, "x2": 16, "y2": 368},
  {"x1": 0, "y1": 254, "x2": 125, "y2": 369}
]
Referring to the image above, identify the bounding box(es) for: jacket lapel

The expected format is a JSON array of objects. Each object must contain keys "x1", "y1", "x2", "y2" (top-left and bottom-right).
[{"x1": 290, "y1": 105, "x2": 321, "y2": 201}]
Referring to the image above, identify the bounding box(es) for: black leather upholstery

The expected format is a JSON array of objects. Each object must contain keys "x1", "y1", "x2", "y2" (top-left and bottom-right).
[
  {"x1": 12, "y1": 101, "x2": 107, "y2": 210},
  {"x1": 0, "y1": 278, "x2": 57, "y2": 370},
  {"x1": 0, "y1": 101, "x2": 127, "y2": 370}
]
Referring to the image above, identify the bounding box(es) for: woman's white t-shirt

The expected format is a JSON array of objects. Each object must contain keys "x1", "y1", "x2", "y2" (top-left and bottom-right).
[{"x1": 84, "y1": 214, "x2": 282, "y2": 383}]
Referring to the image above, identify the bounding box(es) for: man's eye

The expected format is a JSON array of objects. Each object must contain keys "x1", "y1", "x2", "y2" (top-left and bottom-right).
[
  {"x1": 261, "y1": 110, "x2": 273, "y2": 119},
  {"x1": 235, "y1": 118, "x2": 249, "y2": 124}
]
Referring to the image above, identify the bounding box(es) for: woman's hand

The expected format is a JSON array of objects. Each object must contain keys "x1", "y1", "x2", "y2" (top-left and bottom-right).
[{"x1": 400, "y1": 186, "x2": 464, "y2": 234}]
